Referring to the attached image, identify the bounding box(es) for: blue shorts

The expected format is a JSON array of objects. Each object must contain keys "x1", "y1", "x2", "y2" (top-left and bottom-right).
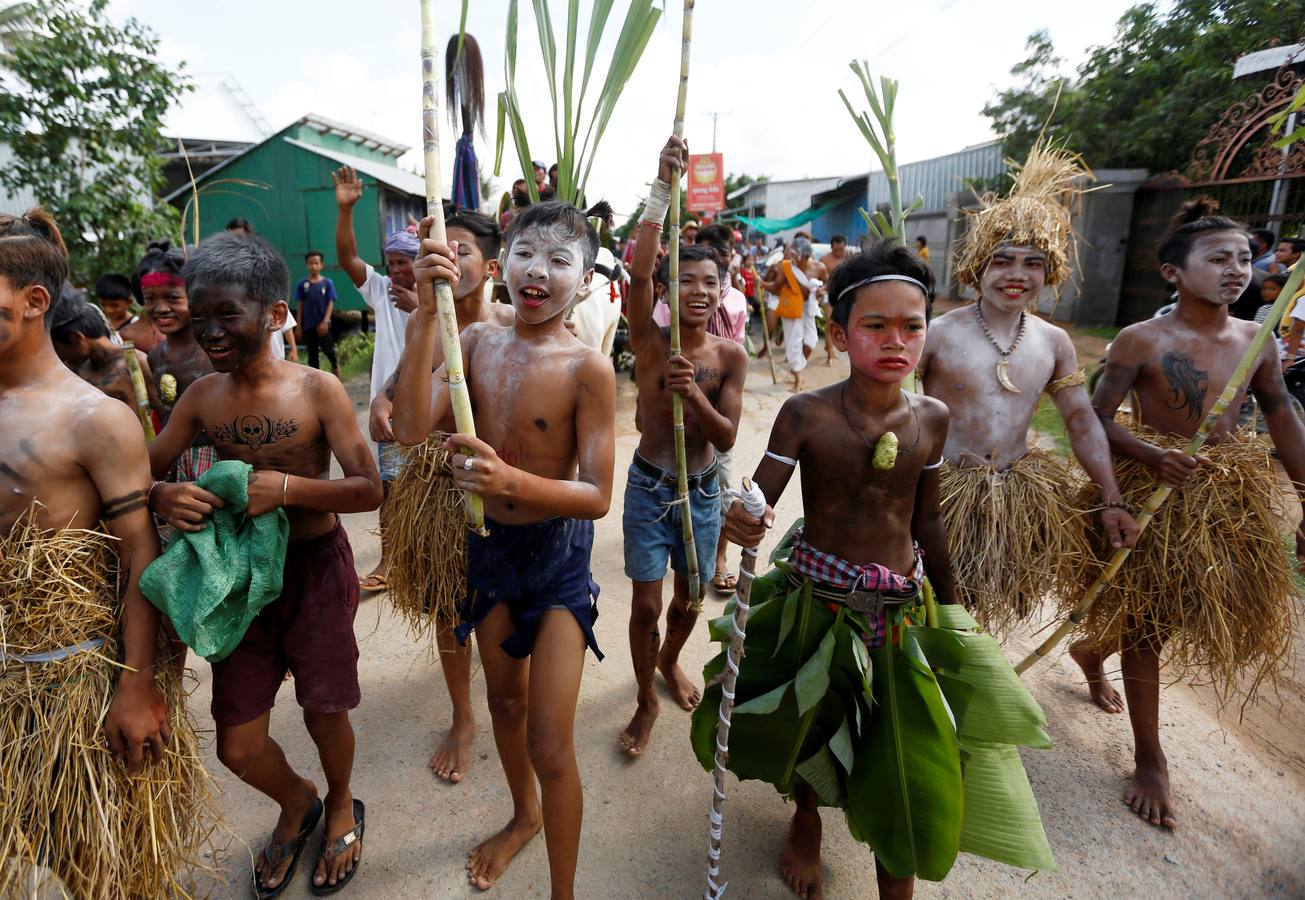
[
  {"x1": 455, "y1": 517, "x2": 602, "y2": 660},
  {"x1": 623, "y1": 452, "x2": 721, "y2": 584},
  {"x1": 377, "y1": 441, "x2": 403, "y2": 482}
]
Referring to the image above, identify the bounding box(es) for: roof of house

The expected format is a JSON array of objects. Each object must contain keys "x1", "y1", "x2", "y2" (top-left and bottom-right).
[{"x1": 162, "y1": 113, "x2": 421, "y2": 204}]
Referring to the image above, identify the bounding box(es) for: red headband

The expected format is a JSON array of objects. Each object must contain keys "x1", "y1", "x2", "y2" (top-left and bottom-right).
[{"x1": 140, "y1": 271, "x2": 184, "y2": 288}]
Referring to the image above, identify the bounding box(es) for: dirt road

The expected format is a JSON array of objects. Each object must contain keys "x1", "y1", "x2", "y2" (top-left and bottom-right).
[{"x1": 190, "y1": 350, "x2": 1305, "y2": 899}]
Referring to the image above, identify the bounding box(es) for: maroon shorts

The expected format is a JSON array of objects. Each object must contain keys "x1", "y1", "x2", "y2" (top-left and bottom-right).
[{"x1": 210, "y1": 520, "x2": 361, "y2": 726}]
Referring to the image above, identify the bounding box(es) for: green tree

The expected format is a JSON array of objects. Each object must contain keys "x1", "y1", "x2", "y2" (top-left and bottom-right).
[
  {"x1": 0, "y1": 0, "x2": 189, "y2": 284},
  {"x1": 983, "y1": 1, "x2": 1303, "y2": 174},
  {"x1": 0, "y1": 2, "x2": 34, "y2": 57}
]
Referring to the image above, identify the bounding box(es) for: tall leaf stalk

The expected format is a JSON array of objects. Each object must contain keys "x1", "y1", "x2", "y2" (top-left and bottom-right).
[
  {"x1": 838, "y1": 61, "x2": 923, "y2": 242},
  {"x1": 667, "y1": 0, "x2": 700, "y2": 612},
  {"x1": 421, "y1": 0, "x2": 486, "y2": 533},
  {"x1": 1017, "y1": 259, "x2": 1305, "y2": 674},
  {"x1": 494, "y1": 0, "x2": 661, "y2": 206}
]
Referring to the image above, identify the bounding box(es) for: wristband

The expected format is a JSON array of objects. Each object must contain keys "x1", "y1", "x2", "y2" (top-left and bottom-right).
[
  {"x1": 282, "y1": 473, "x2": 290, "y2": 509},
  {"x1": 1102, "y1": 499, "x2": 1136, "y2": 516},
  {"x1": 639, "y1": 178, "x2": 672, "y2": 227},
  {"x1": 147, "y1": 480, "x2": 163, "y2": 510}
]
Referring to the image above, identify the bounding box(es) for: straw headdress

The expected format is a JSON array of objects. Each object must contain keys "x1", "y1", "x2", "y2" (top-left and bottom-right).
[{"x1": 952, "y1": 138, "x2": 1092, "y2": 289}]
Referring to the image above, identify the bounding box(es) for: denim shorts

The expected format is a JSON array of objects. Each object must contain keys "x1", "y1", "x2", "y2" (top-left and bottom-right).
[
  {"x1": 377, "y1": 440, "x2": 403, "y2": 482},
  {"x1": 623, "y1": 452, "x2": 721, "y2": 583}
]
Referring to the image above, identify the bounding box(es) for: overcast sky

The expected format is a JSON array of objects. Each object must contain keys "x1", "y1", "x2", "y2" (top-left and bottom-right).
[{"x1": 111, "y1": 0, "x2": 1144, "y2": 217}]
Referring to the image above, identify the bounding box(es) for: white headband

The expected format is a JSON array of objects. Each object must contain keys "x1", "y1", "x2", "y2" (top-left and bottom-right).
[{"x1": 836, "y1": 273, "x2": 931, "y2": 304}]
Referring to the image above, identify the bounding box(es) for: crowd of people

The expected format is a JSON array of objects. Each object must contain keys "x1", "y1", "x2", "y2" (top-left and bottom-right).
[{"x1": 2, "y1": 121, "x2": 1304, "y2": 900}]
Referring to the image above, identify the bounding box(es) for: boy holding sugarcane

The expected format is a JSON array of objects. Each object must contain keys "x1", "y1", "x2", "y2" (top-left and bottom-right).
[
  {"x1": 619, "y1": 135, "x2": 748, "y2": 758},
  {"x1": 698, "y1": 240, "x2": 1055, "y2": 898},
  {"x1": 49, "y1": 293, "x2": 162, "y2": 412},
  {"x1": 1076, "y1": 198, "x2": 1305, "y2": 830},
  {"x1": 392, "y1": 200, "x2": 616, "y2": 896}
]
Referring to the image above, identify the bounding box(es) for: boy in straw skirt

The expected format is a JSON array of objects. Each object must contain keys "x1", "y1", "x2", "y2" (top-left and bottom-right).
[
  {"x1": 919, "y1": 140, "x2": 1140, "y2": 636},
  {"x1": 371, "y1": 204, "x2": 514, "y2": 784},
  {"x1": 694, "y1": 240, "x2": 1055, "y2": 899},
  {"x1": 392, "y1": 200, "x2": 615, "y2": 895},
  {"x1": 0, "y1": 208, "x2": 215, "y2": 899},
  {"x1": 1075, "y1": 198, "x2": 1305, "y2": 830}
]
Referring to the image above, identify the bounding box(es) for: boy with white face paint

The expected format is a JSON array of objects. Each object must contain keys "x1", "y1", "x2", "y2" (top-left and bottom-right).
[
  {"x1": 919, "y1": 143, "x2": 1139, "y2": 639},
  {"x1": 391, "y1": 200, "x2": 616, "y2": 897}
]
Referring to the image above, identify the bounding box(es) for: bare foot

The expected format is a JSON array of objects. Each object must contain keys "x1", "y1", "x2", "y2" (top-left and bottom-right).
[
  {"x1": 1125, "y1": 757, "x2": 1178, "y2": 829},
  {"x1": 824, "y1": 354, "x2": 834, "y2": 367},
  {"x1": 466, "y1": 813, "x2": 542, "y2": 891},
  {"x1": 779, "y1": 807, "x2": 823, "y2": 899},
  {"x1": 1070, "y1": 644, "x2": 1123, "y2": 713},
  {"x1": 430, "y1": 718, "x2": 475, "y2": 783},
  {"x1": 657, "y1": 655, "x2": 702, "y2": 710},
  {"x1": 313, "y1": 791, "x2": 363, "y2": 890},
  {"x1": 254, "y1": 777, "x2": 318, "y2": 892},
  {"x1": 618, "y1": 700, "x2": 659, "y2": 757}
]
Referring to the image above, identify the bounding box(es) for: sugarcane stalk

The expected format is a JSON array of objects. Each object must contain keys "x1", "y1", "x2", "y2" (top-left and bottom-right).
[
  {"x1": 120, "y1": 342, "x2": 155, "y2": 440},
  {"x1": 668, "y1": 0, "x2": 701, "y2": 610},
  {"x1": 1016, "y1": 259, "x2": 1305, "y2": 675},
  {"x1": 758, "y1": 294, "x2": 779, "y2": 385},
  {"x1": 704, "y1": 478, "x2": 766, "y2": 900},
  {"x1": 421, "y1": 0, "x2": 486, "y2": 534}
]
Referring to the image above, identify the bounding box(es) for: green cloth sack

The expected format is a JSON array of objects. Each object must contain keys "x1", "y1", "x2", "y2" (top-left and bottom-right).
[{"x1": 140, "y1": 459, "x2": 289, "y2": 661}]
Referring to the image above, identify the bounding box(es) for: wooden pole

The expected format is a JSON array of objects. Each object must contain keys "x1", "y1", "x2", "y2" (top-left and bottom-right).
[
  {"x1": 420, "y1": 0, "x2": 486, "y2": 533},
  {"x1": 1016, "y1": 260, "x2": 1305, "y2": 674},
  {"x1": 704, "y1": 478, "x2": 766, "y2": 899},
  {"x1": 669, "y1": 0, "x2": 701, "y2": 608}
]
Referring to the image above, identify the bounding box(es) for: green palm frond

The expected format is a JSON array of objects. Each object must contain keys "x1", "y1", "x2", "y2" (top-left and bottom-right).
[{"x1": 494, "y1": 0, "x2": 662, "y2": 206}]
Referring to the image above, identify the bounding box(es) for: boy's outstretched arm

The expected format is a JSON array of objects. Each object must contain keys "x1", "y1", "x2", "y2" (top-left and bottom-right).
[
  {"x1": 147, "y1": 379, "x2": 226, "y2": 532},
  {"x1": 1092, "y1": 329, "x2": 1206, "y2": 486},
  {"x1": 1049, "y1": 333, "x2": 1138, "y2": 549},
  {"x1": 445, "y1": 351, "x2": 617, "y2": 519},
  {"x1": 246, "y1": 375, "x2": 384, "y2": 517},
  {"x1": 723, "y1": 398, "x2": 805, "y2": 548},
  {"x1": 332, "y1": 165, "x2": 369, "y2": 289},
  {"x1": 391, "y1": 220, "x2": 460, "y2": 445},
  {"x1": 84, "y1": 400, "x2": 170, "y2": 774},
  {"x1": 628, "y1": 136, "x2": 688, "y2": 350}
]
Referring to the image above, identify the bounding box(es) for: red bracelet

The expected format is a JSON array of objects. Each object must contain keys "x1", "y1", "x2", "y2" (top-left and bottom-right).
[{"x1": 640, "y1": 220, "x2": 664, "y2": 232}]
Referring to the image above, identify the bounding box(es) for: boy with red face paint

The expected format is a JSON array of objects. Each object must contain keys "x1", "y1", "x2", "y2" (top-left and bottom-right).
[
  {"x1": 919, "y1": 143, "x2": 1139, "y2": 641},
  {"x1": 619, "y1": 136, "x2": 749, "y2": 759},
  {"x1": 694, "y1": 240, "x2": 1055, "y2": 899}
]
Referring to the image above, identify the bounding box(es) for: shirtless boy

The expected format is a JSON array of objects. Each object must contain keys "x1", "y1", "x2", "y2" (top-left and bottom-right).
[
  {"x1": 708, "y1": 241, "x2": 959, "y2": 899},
  {"x1": 921, "y1": 144, "x2": 1138, "y2": 637},
  {"x1": 1080, "y1": 200, "x2": 1305, "y2": 829},
  {"x1": 392, "y1": 201, "x2": 616, "y2": 897},
  {"x1": 96, "y1": 271, "x2": 161, "y2": 351},
  {"x1": 138, "y1": 240, "x2": 217, "y2": 486},
  {"x1": 50, "y1": 294, "x2": 161, "y2": 412},
  {"x1": 334, "y1": 165, "x2": 418, "y2": 594},
  {"x1": 0, "y1": 209, "x2": 170, "y2": 774},
  {"x1": 148, "y1": 232, "x2": 383, "y2": 895},
  {"x1": 818, "y1": 234, "x2": 848, "y2": 364},
  {"x1": 370, "y1": 205, "x2": 514, "y2": 784},
  {"x1": 620, "y1": 136, "x2": 747, "y2": 757}
]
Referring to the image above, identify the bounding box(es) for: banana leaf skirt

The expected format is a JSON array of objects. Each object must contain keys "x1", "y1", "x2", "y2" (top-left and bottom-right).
[{"x1": 690, "y1": 525, "x2": 1056, "y2": 881}]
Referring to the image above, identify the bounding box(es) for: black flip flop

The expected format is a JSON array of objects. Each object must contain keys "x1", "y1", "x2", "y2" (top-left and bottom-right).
[
  {"x1": 252, "y1": 797, "x2": 323, "y2": 899},
  {"x1": 310, "y1": 799, "x2": 366, "y2": 896}
]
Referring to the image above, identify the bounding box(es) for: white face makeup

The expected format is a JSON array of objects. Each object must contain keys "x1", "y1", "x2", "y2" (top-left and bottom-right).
[
  {"x1": 1165, "y1": 231, "x2": 1252, "y2": 306},
  {"x1": 978, "y1": 244, "x2": 1047, "y2": 313},
  {"x1": 504, "y1": 224, "x2": 592, "y2": 325}
]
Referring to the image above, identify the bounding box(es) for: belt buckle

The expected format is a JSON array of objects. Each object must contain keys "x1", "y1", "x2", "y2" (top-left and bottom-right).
[{"x1": 845, "y1": 589, "x2": 884, "y2": 616}]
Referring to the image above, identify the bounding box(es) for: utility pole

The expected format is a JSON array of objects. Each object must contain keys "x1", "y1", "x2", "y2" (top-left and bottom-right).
[{"x1": 702, "y1": 109, "x2": 731, "y2": 152}]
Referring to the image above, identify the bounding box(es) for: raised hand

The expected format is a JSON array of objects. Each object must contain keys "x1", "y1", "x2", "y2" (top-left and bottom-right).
[{"x1": 332, "y1": 165, "x2": 363, "y2": 208}]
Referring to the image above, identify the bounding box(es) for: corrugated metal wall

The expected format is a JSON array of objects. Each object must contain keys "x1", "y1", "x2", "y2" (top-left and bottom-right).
[{"x1": 866, "y1": 141, "x2": 1006, "y2": 213}]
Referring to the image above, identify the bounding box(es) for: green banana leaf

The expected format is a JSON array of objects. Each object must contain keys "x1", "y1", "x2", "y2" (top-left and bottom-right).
[
  {"x1": 957, "y1": 743, "x2": 1057, "y2": 871},
  {"x1": 845, "y1": 633, "x2": 963, "y2": 882}
]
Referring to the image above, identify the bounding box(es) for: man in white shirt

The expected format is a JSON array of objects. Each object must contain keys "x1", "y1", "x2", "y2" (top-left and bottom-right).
[
  {"x1": 332, "y1": 165, "x2": 419, "y2": 592},
  {"x1": 269, "y1": 308, "x2": 299, "y2": 362}
]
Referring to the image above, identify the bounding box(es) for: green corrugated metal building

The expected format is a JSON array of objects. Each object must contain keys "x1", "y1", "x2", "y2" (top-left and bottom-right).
[{"x1": 164, "y1": 113, "x2": 425, "y2": 312}]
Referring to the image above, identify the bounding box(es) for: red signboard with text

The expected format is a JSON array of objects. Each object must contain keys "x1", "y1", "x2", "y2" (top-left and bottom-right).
[{"x1": 687, "y1": 153, "x2": 724, "y2": 213}]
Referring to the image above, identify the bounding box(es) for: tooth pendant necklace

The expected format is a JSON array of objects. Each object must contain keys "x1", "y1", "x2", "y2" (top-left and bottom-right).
[{"x1": 976, "y1": 299, "x2": 1027, "y2": 394}]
